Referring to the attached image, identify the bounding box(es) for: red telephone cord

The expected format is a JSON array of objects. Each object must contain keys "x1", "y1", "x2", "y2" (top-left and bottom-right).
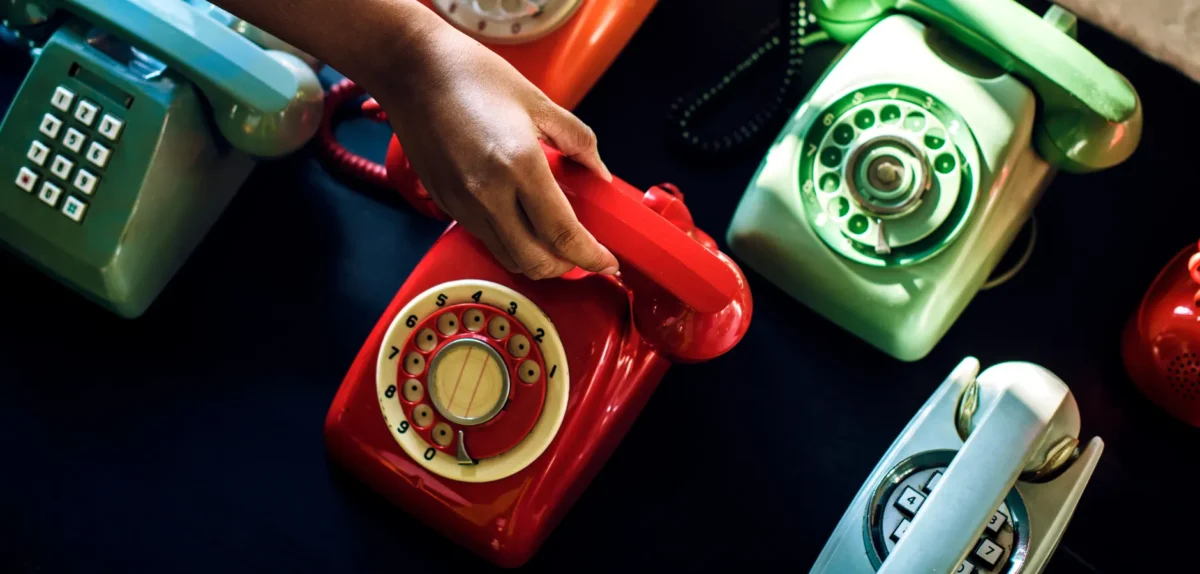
[{"x1": 316, "y1": 78, "x2": 390, "y2": 189}]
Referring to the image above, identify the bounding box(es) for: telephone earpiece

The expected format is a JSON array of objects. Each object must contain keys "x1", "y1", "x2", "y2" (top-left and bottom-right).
[{"x1": 814, "y1": 0, "x2": 1142, "y2": 173}]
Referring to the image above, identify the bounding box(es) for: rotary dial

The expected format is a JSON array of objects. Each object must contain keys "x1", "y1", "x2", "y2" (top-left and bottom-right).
[
  {"x1": 431, "y1": 0, "x2": 583, "y2": 43},
  {"x1": 376, "y1": 280, "x2": 569, "y2": 483}
]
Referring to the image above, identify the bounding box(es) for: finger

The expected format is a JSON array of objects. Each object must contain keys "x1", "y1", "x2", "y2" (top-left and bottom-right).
[
  {"x1": 486, "y1": 191, "x2": 577, "y2": 280},
  {"x1": 516, "y1": 156, "x2": 618, "y2": 275},
  {"x1": 535, "y1": 104, "x2": 612, "y2": 182}
]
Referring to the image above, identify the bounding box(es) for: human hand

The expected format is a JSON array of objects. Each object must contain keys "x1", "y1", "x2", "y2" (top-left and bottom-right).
[{"x1": 371, "y1": 20, "x2": 619, "y2": 280}]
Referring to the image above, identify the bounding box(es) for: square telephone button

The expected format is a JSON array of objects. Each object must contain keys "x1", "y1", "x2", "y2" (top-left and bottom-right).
[
  {"x1": 85, "y1": 142, "x2": 110, "y2": 169},
  {"x1": 39, "y1": 113, "x2": 62, "y2": 139},
  {"x1": 51, "y1": 86, "x2": 75, "y2": 112},
  {"x1": 62, "y1": 127, "x2": 86, "y2": 153},
  {"x1": 26, "y1": 141, "x2": 50, "y2": 166},
  {"x1": 954, "y1": 561, "x2": 975, "y2": 574},
  {"x1": 74, "y1": 99, "x2": 99, "y2": 126},
  {"x1": 893, "y1": 486, "x2": 925, "y2": 517},
  {"x1": 37, "y1": 181, "x2": 62, "y2": 207},
  {"x1": 61, "y1": 196, "x2": 87, "y2": 222},
  {"x1": 98, "y1": 114, "x2": 124, "y2": 141},
  {"x1": 73, "y1": 169, "x2": 98, "y2": 195},
  {"x1": 50, "y1": 155, "x2": 74, "y2": 180},
  {"x1": 973, "y1": 538, "x2": 1003, "y2": 569},
  {"x1": 16, "y1": 167, "x2": 38, "y2": 192}
]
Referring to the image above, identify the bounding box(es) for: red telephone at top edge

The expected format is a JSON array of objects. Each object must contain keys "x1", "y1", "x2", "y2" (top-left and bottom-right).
[
  {"x1": 323, "y1": 143, "x2": 752, "y2": 567},
  {"x1": 1122, "y1": 238, "x2": 1200, "y2": 426}
]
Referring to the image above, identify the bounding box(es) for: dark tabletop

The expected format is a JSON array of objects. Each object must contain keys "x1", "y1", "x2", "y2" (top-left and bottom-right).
[{"x1": 2, "y1": 1, "x2": 1196, "y2": 572}]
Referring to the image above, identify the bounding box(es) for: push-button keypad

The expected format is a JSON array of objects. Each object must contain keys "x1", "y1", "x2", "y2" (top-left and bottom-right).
[
  {"x1": 12, "y1": 83, "x2": 124, "y2": 224},
  {"x1": 872, "y1": 457, "x2": 1023, "y2": 574}
]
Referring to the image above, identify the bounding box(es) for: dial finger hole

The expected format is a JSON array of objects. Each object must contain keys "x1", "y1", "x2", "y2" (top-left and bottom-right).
[
  {"x1": 518, "y1": 360, "x2": 541, "y2": 384},
  {"x1": 412, "y1": 404, "x2": 434, "y2": 428},
  {"x1": 402, "y1": 379, "x2": 425, "y2": 402},
  {"x1": 464, "y1": 309, "x2": 485, "y2": 332},
  {"x1": 404, "y1": 352, "x2": 426, "y2": 375},
  {"x1": 416, "y1": 328, "x2": 438, "y2": 352},
  {"x1": 432, "y1": 422, "x2": 453, "y2": 446},
  {"x1": 507, "y1": 334, "x2": 530, "y2": 358},
  {"x1": 437, "y1": 312, "x2": 459, "y2": 336},
  {"x1": 488, "y1": 316, "x2": 510, "y2": 339}
]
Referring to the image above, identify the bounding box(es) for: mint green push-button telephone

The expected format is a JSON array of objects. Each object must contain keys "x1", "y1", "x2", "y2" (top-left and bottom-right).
[
  {"x1": 726, "y1": 0, "x2": 1143, "y2": 361},
  {"x1": 0, "y1": 0, "x2": 323, "y2": 318},
  {"x1": 811, "y1": 357, "x2": 1102, "y2": 573}
]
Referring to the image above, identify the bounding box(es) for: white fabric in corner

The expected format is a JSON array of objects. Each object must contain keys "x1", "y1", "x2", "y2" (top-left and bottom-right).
[{"x1": 1055, "y1": 0, "x2": 1200, "y2": 83}]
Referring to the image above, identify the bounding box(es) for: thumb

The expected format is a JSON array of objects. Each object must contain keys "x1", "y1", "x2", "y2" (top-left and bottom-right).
[{"x1": 536, "y1": 105, "x2": 613, "y2": 182}]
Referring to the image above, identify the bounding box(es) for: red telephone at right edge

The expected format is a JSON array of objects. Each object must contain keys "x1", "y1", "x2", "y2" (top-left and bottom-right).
[{"x1": 323, "y1": 143, "x2": 753, "y2": 567}]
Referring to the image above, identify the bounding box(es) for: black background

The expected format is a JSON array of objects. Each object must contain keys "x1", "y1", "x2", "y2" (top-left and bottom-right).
[{"x1": 2, "y1": 0, "x2": 1197, "y2": 572}]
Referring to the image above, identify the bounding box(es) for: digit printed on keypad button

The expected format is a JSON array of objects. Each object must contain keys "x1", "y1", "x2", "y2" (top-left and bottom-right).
[
  {"x1": 974, "y1": 538, "x2": 1003, "y2": 568},
  {"x1": 86, "y1": 142, "x2": 111, "y2": 169},
  {"x1": 37, "y1": 181, "x2": 62, "y2": 207},
  {"x1": 74, "y1": 99, "x2": 99, "y2": 126},
  {"x1": 26, "y1": 141, "x2": 50, "y2": 166},
  {"x1": 51, "y1": 86, "x2": 75, "y2": 112},
  {"x1": 39, "y1": 113, "x2": 62, "y2": 139},
  {"x1": 984, "y1": 509, "x2": 1007, "y2": 535},
  {"x1": 63, "y1": 127, "x2": 85, "y2": 153},
  {"x1": 50, "y1": 155, "x2": 74, "y2": 180},
  {"x1": 954, "y1": 561, "x2": 975, "y2": 574},
  {"x1": 893, "y1": 485, "x2": 925, "y2": 517},
  {"x1": 73, "y1": 169, "x2": 98, "y2": 195},
  {"x1": 98, "y1": 114, "x2": 124, "y2": 141},
  {"x1": 889, "y1": 518, "x2": 910, "y2": 543}
]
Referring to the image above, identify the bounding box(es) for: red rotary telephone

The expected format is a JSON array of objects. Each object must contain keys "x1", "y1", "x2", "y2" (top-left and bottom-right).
[
  {"x1": 1122, "y1": 238, "x2": 1200, "y2": 426},
  {"x1": 323, "y1": 143, "x2": 753, "y2": 567}
]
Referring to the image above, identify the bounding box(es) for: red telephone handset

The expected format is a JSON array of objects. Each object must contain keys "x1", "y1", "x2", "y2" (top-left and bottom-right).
[
  {"x1": 1122, "y1": 239, "x2": 1200, "y2": 426},
  {"x1": 323, "y1": 144, "x2": 752, "y2": 567}
]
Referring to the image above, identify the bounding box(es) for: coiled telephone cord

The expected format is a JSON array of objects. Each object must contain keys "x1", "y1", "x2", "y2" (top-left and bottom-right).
[
  {"x1": 316, "y1": 77, "x2": 390, "y2": 189},
  {"x1": 666, "y1": 0, "x2": 829, "y2": 155}
]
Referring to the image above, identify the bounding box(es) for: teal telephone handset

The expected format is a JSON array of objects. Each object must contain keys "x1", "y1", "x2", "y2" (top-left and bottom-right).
[
  {"x1": 811, "y1": 357, "x2": 1102, "y2": 573},
  {"x1": 726, "y1": 0, "x2": 1143, "y2": 361},
  {"x1": 0, "y1": 0, "x2": 323, "y2": 318}
]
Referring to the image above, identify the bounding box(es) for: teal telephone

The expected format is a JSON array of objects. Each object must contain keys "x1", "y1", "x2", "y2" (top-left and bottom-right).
[
  {"x1": 725, "y1": 0, "x2": 1143, "y2": 361},
  {"x1": 0, "y1": 0, "x2": 323, "y2": 318},
  {"x1": 812, "y1": 357, "x2": 1102, "y2": 573}
]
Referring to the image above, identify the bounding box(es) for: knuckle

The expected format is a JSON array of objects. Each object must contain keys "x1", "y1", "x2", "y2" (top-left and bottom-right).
[
  {"x1": 520, "y1": 253, "x2": 563, "y2": 280},
  {"x1": 547, "y1": 223, "x2": 585, "y2": 255}
]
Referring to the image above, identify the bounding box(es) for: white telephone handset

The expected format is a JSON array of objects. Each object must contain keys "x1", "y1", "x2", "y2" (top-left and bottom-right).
[{"x1": 811, "y1": 357, "x2": 1103, "y2": 574}]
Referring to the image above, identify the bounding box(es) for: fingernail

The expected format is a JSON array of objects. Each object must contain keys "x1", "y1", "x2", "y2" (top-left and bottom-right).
[{"x1": 600, "y1": 265, "x2": 619, "y2": 275}]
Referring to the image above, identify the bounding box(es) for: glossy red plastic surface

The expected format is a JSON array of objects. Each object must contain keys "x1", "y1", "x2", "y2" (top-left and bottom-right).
[
  {"x1": 1122, "y1": 239, "x2": 1200, "y2": 426},
  {"x1": 417, "y1": 0, "x2": 657, "y2": 110},
  {"x1": 324, "y1": 158, "x2": 752, "y2": 567}
]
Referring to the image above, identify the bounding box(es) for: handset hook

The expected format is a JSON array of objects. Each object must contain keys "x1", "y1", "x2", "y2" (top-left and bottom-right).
[{"x1": 814, "y1": 0, "x2": 1142, "y2": 172}]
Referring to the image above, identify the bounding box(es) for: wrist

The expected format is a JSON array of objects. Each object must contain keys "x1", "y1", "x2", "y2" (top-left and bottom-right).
[{"x1": 340, "y1": 1, "x2": 456, "y2": 104}]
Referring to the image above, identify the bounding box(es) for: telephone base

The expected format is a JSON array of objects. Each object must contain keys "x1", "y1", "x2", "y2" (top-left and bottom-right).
[
  {"x1": 324, "y1": 227, "x2": 673, "y2": 568},
  {"x1": 726, "y1": 15, "x2": 1054, "y2": 361},
  {"x1": 0, "y1": 26, "x2": 256, "y2": 318}
]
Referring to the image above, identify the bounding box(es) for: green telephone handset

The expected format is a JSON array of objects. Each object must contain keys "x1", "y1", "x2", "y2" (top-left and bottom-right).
[
  {"x1": 0, "y1": 0, "x2": 323, "y2": 317},
  {"x1": 727, "y1": 0, "x2": 1142, "y2": 361},
  {"x1": 813, "y1": 0, "x2": 1141, "y2": 172}
]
